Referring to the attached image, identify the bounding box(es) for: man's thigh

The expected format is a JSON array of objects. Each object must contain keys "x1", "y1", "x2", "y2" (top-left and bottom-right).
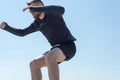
[
  {"x1": 31, "y1": 48, "x2": 66, "y2": 68},
  {"x1": 45, "y1": 48, "x2": 66, "y2": 63}
]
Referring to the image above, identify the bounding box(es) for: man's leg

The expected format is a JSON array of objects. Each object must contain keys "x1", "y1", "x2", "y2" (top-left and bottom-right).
[
  {"x1": 30, "y1": 55, "x2": 47, "y2": 80},
  {"x1": 44, "y1": 48, "x2": 66, "y2": 80},
  {"x1": 29, "y1": 48, "x2": 66, "y2": 80}
]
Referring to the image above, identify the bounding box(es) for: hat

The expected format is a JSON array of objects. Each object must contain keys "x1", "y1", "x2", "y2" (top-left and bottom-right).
[
  {"x1": 23, "y1": 0, "x2": 44, "y2": 12},
  {"x1": 27, "y1": 0, "x2": 43, "y2": 5}
]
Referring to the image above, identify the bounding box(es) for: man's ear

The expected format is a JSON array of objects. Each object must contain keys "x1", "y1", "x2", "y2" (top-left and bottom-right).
[{"x1": 39, "y1": 12, "x2": 45, "y2": 19}]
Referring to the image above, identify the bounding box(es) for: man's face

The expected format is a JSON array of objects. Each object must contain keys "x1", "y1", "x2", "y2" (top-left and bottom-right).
[{"x1": 29, "y1": 2, "x2": 43, "y2": 19}]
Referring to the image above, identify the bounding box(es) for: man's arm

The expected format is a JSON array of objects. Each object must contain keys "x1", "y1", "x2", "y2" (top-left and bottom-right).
[
  {"x1": 24, "y1": 5, "x2": 65, "y2": 16},
  {"x1": 3, "y1": 24, "x2": 38, "y2": 37},
  {"x1": 0, "y1": 19, "x2": 40, "y2": 36}
]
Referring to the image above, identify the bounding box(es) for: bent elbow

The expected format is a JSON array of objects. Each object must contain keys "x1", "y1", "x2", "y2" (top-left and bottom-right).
[
  {"x1": 58, "y1": 6, "x2": 65, "y2": 15},
  {"x1": 16, "y1": 33, "x2": 26, "y2": 37},
  {"x1": 61, "y1": 7, "x2": 65, "y2": 14},
  {"x1": 19, "y1": 34, "x2": 26, "y2": 37},
  {"x1": 55, "y1": 6, "x2": 65, "y2": 16}
]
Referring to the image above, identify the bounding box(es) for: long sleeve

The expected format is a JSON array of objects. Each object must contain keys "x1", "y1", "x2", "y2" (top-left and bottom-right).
[
  {"x1": 4, "y1": 19, "x2": 41, "y2": 37},
  {"x1": 29, "y1": 5, "x2": 65, "y2": 16}
]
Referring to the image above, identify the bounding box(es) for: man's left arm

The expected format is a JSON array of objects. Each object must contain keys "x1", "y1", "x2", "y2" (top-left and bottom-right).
[{"x1": 24, "y1": 5, "x2": 65, "y2": 16}]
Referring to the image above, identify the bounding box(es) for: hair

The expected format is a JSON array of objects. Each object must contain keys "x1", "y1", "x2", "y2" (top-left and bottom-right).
[{"x1": 27, "y1": 0, "x2": 44, "y2": 6}]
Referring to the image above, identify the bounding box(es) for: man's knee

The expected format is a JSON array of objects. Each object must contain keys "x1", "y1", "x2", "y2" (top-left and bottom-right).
[
  {"x1": 29, "y1": 60, "x2": 37, "y2": 70},
  {"x1": 29, "y1": 56, "x2": 45, "y2": 70}
]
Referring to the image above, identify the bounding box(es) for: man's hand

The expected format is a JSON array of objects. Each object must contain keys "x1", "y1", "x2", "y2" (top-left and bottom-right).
[{"x1": 0, "y1": 22, "x2": 6, "y2": 29}]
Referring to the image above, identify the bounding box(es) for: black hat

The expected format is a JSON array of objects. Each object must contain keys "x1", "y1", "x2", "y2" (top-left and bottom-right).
[{"x1": 27, "y1": 0, "x2": 43, "y2": 5}]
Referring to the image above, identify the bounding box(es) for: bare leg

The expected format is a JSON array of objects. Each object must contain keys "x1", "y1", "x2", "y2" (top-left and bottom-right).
[
  {"x1": 30, "y1": 55, "x2": 46, "y2": 80},
  {"x1": 45, "y1": 54, "x2": 59, "y2": 80},
  {"x1": 44, "y1": 48, "x2": 66, "y2": 80},
  {"x1": 30, "y1": 68, "x2": 42, "y2": 80},
  {"x1": 29, "y1": 48, "x2": 66, "y2": 80}
]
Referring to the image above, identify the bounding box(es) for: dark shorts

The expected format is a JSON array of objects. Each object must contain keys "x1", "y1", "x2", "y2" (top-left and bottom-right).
[{"x1": 52, "y1": 41, "x2": 76, "y2": 61}]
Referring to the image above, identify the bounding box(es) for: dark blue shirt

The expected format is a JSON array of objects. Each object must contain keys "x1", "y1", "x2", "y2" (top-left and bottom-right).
[{"x1": 4, "y1": 5, "x2": 76, "y2": 46}]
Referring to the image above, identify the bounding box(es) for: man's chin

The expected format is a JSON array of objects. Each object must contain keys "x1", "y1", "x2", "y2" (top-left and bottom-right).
[
  {"x1": 33, "y1": 15, "x2": 40, "y2": 19},
  {"x1": 33, "y1": 16, "x2": 38, "y2": 19},
  {"x1": 33, "y1": 17, "x2": 37, "y2": 19}
]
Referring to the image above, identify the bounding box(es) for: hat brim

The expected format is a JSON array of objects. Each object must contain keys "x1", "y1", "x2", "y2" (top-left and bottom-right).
[{"x1": 23, "y1": 6, "x2": 30, "y2": 12}]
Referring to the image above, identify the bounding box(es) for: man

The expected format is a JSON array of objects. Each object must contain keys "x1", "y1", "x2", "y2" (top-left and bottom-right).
[{"x1": 0, "y1": 0, "x2": 76, "y2": 80}]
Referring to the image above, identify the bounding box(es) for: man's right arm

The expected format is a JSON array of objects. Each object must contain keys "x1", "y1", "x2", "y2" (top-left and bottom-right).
[{"x1": 0, "y1": 19, "x2": 40, "y2": 36}]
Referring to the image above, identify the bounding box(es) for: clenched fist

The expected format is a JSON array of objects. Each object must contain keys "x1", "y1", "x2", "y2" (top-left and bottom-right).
[{"x1": 0, "y1": 22, "x2": 6, "y2": 29}]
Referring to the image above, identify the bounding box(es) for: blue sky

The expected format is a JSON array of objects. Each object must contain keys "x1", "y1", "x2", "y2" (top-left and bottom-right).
[{"x1": 0, "y1": 0, "x2": 120, "y2": 80}]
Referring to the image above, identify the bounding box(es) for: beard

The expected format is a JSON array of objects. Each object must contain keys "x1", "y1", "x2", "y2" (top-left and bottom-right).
[
  {"x1": 33, "y1": 14, "x2": 41, "y2": 19},
  {"x1": 32, "y1": 13, "x2": 41, "y2": 19}
]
